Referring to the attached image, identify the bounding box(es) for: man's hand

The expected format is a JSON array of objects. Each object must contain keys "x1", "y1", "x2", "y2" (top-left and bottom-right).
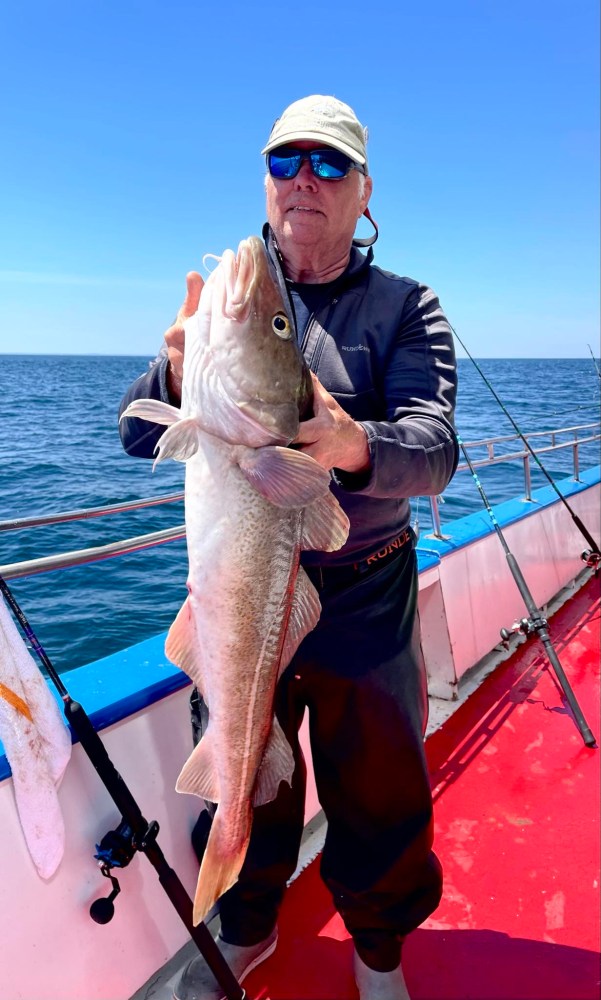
[
  {"x1": 293, "y1": 373, "x2": 371, "y2": 474},
  {"x1": 165, "y1": 271, "x2": 204, "y2": 399}
]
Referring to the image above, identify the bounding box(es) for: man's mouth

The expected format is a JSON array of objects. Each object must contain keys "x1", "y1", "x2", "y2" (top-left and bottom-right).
[{"x1": 288, "y1": 205, "x2": 322, "y2": 214}]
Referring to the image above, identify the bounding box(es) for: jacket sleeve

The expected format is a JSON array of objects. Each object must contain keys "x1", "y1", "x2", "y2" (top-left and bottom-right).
[
  {"x1": 118, "y1": 354, "x2": 173, "y2": 458},
  {"x1": 335, "y1": 284, "x2": 459, "y2": 498}
]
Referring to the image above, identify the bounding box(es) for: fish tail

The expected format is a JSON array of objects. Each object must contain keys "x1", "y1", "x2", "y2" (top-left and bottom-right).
[{"x1": 192, "y1": 804, "x2": 253, "y2": 926}]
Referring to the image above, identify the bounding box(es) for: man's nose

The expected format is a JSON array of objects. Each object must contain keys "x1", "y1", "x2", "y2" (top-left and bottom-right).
[{"x1": 293, "y1": 158, "x2": 318, "y2": 190}]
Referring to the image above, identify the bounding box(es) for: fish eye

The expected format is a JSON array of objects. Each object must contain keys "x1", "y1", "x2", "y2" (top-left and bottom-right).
[{"x1": 272, "y1": 313, "x2": 292, "y2": 340}]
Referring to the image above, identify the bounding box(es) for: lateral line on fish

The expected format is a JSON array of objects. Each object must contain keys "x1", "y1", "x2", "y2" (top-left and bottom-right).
[
  {"x1": 236, "y1": 588, "x2": 289, "y2": 820},
  {"x1": 0, "y1": 682, "x2": 33, "y2": 721},
  {"x1": 238, "y1": 634, "x2": 272, "y2": 812},
  {"x1": 244, "y1": 577, "x2": 295, "y2": 815}
]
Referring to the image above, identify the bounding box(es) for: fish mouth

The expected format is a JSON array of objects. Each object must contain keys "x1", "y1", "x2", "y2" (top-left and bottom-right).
[{"x1": 222, "y1": 237, "x2": 264, "y2": 321}]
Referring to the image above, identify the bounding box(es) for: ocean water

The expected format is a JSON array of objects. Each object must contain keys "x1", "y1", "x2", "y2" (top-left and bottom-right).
[{"x1": 0, "y1": 355, "x2": 599, "y2": 675}]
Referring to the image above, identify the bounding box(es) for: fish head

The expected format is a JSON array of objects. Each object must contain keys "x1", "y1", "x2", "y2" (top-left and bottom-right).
[{"x1": 206, "y1": 236, "x2": 313, "y2": 445}]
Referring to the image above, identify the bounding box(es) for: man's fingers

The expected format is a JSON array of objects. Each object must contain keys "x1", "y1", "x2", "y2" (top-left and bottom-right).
[
  {"x1": 168, "y1": 271, "x2": 204, "y2": 345},
  {"x1": 161, "y1": 271, "x2": 204, "y2": 400},
  {"x1": 310, "y1": 372, "x2": 337, "y2": 409},
  {"x1": 309, "y1": 370, "x2": 325, "y2": 395},
  {"x1": 177, "y1": 271, "x2": 204, "y2": 322},
  {"x1": 294, "y1": 419, "x2": 318, "y2": 444}
]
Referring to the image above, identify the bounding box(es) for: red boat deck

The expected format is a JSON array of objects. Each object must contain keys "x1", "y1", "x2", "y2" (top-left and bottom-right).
[{"x1": 245, "y1": 575, "x2": 600, "y2": 999}]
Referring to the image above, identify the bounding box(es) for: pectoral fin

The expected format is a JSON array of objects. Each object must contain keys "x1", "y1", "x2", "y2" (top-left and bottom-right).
[
  {"x1": 238, "y1": 447, "x2": 331, "y2": 507},
  {"x1": 120, "y1": 399, "x2": 181, "y2": 426},
  {"x1": 301, "y1": 490, "x2": 350, "y2": 552},
  {"x1": 120, "y1": 398, "x2": 202, "y2": 465},
  {"x1": 154, "y1": 418, "x2": 202, "y2": 465}
]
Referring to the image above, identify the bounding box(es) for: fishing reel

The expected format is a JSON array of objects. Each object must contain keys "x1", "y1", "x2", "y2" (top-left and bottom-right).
[
  {"x1": 89, "y1": 819, "x2": 136, "y2": 924},
  {"x1": 89, "y1": 816, "x2": 161, "y2": 923},
  {"x1": 500, "y1": 615, "x2": 546, "y2": 643},
  {"x1": 581, "y1": 548, "x2": 601, "y2": 571}
]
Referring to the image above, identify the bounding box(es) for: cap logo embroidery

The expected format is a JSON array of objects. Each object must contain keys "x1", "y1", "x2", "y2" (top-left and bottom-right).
[{"x1": 314, "y1": 103, "x2": 337, "y2": 118}]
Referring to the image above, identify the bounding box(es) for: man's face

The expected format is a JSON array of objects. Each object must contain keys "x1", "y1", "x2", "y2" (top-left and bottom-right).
[{"x1": 265, "y1": 140, "x2": 373, "y2": 256}]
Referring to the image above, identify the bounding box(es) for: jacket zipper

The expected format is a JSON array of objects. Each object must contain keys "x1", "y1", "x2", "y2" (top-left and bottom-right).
[{"x1": 300, "y1": 299, "x2": 339, "y2": 369}]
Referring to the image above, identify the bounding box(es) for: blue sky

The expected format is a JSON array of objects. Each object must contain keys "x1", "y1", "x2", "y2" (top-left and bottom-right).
[{"x1": 0, "y1": 0, "x2": 598, "y2": 358}]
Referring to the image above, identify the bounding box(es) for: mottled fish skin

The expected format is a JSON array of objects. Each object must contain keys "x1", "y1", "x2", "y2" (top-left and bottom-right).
[
  {"x1": 121, "y1": 236, "x2": 349, "y2": 924},
  {"x1": 0, "y1": 594, "x2": 72, "y2": 879}
]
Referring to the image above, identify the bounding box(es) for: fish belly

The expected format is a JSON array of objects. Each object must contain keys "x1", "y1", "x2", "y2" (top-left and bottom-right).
[
  {"x1": 184, "y1": 440, "x2": 301, "y2": 802},
  {"x1": 169, "y1": 438, "x2": 309, "y2": 922}
]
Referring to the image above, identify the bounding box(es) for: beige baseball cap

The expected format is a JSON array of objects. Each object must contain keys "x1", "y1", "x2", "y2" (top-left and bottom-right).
[{"x1": 261, "y1": 95, "x2": 369, "y2": 169}]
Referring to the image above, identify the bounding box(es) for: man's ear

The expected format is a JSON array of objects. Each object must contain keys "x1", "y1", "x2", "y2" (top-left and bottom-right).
[{"x1": 359, "y1": 175, "x2": 373, "y2": 217}]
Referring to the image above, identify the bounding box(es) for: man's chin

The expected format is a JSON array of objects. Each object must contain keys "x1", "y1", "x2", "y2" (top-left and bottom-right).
[{"x1": 281, "y1": 214, "x2": 324, "y2": 242}]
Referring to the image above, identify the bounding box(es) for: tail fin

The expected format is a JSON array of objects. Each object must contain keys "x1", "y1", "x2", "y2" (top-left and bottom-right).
[{"x1": 192, "y1": 805, "x2": 253, "y2": 926}]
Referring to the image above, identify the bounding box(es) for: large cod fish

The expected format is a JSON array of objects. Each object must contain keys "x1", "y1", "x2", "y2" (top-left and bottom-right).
[{"x1": 121, "y1": 236, "x2": 349, "y2": 925}]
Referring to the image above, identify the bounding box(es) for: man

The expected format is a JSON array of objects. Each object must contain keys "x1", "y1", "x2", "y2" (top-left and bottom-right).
[{"x1": 119, "y1": 95, "x2": 458, "y2": 1000}]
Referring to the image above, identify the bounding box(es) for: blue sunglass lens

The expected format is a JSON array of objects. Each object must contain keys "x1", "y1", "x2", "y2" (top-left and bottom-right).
[
  {"x1": 311, "y1": 151, "x2": 349, "y2": 178},
  {"x1": 269, "y1": 152, "x2": 302, "y2": 179},
  {"x1": 268, "y1": 148, "x2": 353, "y2": 180}
]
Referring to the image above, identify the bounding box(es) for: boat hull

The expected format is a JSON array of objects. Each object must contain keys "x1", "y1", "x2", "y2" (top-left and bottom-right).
[{"x1": 0, "y1": 469, "x2": 599, "y2": 1000}]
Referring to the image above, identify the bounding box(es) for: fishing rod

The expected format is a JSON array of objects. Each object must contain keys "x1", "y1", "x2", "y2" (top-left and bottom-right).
[
  {"x1": 0, "y1": 573, "x2": 246, "y2": 1000},
  {"x1": 455, "y1": 435, "x2": 596, "y2": 749},
  {"x1": 452, "y1": 326, "x2": 601, "y2": 569},
  {"x1": 588, "y1": 344, "x2": 601, "y2": 380}
]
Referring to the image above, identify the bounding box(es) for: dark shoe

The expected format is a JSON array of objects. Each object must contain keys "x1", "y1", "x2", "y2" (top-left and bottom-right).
[
  {"x1": 173, "y1": 928, "x2": 278, "y2": 1000},
  {"x1": 353, "y1": 948, "x2": 411, "y2": 1000}
]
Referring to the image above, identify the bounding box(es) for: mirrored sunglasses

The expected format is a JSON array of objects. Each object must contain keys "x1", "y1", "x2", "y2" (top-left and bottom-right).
[{"x1": 267, "y1": 146, "x2": 366, "y2": 181}]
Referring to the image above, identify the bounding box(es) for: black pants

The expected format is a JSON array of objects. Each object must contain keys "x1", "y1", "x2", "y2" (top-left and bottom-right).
[{"x1": 190, "y1": 540, "x2": 442, "y2": 973}]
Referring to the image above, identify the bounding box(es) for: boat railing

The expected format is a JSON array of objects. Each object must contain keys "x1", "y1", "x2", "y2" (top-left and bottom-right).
[
  {"x1": 0, "y1": 422, "x2": 598, "y2": 578},
  {"x1": 429, "y1": 421, "x2": 600, "y2": 538}
]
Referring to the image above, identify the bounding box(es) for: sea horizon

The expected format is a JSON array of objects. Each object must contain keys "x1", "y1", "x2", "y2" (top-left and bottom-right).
[
  {"x1": 1, "y1": 351, "x2": 600, "y2": 361},
  {"x1": 1, "y1": 354, "x2": 599, "y2": 673}
]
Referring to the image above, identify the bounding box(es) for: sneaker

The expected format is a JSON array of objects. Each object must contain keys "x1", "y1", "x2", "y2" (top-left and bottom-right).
[
  {"x1": 353, "y1": 947, "x2": 411, "y2": 1000},
  {"x1": 173, "y1": 927, "x2": 278, "y2": 1000}
]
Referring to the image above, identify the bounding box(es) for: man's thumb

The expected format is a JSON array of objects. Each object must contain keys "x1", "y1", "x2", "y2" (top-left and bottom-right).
[{"x1": 178, "y1": 271, "x2": 204, "y2": 321}]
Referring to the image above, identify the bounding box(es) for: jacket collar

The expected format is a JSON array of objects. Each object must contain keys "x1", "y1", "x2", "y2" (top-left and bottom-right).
[
  {"x1": 262, "y1": 223, "x2": 374, "y2": 339},
  {"x1": 263, "y1": 220, "x2": 373, "y2": 286}
]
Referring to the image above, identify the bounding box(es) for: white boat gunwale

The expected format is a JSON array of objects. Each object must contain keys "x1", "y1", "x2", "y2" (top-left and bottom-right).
[{"x1": 1, "y1": 464, "x2": 598, "y2": 781}]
